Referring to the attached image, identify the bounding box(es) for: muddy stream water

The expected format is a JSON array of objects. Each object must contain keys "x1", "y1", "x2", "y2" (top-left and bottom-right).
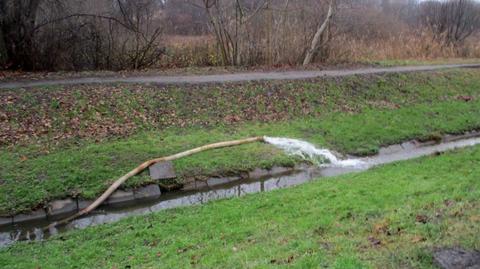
[{"x1": 1, "y1": 133, "x2": 480, "y2": 248}]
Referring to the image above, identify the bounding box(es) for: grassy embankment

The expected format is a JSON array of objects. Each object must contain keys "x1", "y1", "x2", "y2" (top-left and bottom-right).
[
  {"x1": 369, "y1": 58, "x2": 480, "y2": 67},
  {"x1": 1, "y1": 145, "x2": 479, "y2": 268},
  {"x1": 1, "y1": 69, "x2": 480, "y2": 214}
]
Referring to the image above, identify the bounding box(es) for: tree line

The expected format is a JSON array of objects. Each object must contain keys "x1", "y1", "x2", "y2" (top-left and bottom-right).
[{"x1": 1, "y1": 0, "x2": 479, "y2": 71}]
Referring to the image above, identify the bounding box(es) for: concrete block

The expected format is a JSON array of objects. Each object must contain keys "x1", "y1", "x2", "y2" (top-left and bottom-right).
[
  {"x1": 206, "y1": 176, "x2": 240, "y2": 187},
  {"x1": 248, "y1": 168, "x2": 270, "y2": 179},
  {"x1": 149, "y1": 161, "x2": 176, "y2": 180},
  {"x1": 106, "y1": 190, "x2": 136, "y2": 207},
  {"x1": 14, "y1": 209, "x2": 47, "y2": 224},
  {"x1": 47, "y1": 199, "x2": 77, "y2": 219},
  {"x1": 77, "y1": 200, "x2": 94, "y2": 211},
  {"x1": 134, "y1": 185, "x2": 161, "y2": 201},
  {"x1": 239, "y1": 182, "x2": 262, "y2": 196},
  {"x1": 182, "y1": 180, "x2": 208, "y2": 191},
  {"x1": 269, "y1": 166, "x2": 293, "y2": 175},
  {"x1": 442, "y1": 134, "x2": 456, "y2": 143},
  {"x1": 379, "y1": 144, "x2": 403, "y2": 155}
]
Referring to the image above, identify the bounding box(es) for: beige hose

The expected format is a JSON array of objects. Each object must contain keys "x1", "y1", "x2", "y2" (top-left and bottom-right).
[{"x1": 47, "y1": 136, "x2": 265, "y2": 229}]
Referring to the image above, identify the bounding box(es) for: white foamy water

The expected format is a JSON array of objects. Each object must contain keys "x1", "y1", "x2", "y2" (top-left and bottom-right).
[{"x1": 264, "y1": 137, "x2": 365, "y2": 167}]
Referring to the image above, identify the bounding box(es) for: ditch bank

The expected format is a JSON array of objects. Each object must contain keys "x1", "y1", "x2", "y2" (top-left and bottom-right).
[{"x1": 1, "y1": 130, "x2": 480, "y2": 248}]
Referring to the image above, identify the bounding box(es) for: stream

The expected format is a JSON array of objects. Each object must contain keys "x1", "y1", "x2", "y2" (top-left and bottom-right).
[{"x1": 1, "y1": 133, "x2": 479, "y2": 248}]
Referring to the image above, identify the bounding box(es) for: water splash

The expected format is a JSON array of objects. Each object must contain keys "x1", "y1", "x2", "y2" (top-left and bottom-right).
[{"x1": 264, "y1": 137, "x2": 365, "y2": 167}]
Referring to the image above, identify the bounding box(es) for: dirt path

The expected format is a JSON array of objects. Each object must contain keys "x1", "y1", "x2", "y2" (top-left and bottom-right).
[{"x1": 1, "y1": 64, "x2": 479, "y2": 89}]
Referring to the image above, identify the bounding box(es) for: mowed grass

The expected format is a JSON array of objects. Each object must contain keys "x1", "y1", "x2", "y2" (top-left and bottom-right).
[
  {"x1": 368, "y1": 58, "x2": 480, "y2": 67},
  {"x1": 1, "y1": 145, "x2": 479, "y2": 269},
  {"x1": 1, "y1": 69, "x2": 480, "y2": 214},
  {"x1": 3, "y1": 69, "x2": 480, "y2": 147},
  {"x1": 1, "y1": 99, "x2": 480, "y2": 215}
]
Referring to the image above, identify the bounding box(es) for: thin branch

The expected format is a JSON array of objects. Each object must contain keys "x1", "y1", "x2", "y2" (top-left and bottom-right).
[{"x1": 33, "y1": 13, "x2": 140, "y2": 33}]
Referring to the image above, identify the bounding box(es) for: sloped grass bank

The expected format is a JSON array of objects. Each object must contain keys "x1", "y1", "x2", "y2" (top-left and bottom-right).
[
  {"x1": 1, "y1": 99, "x2": 480, "y2": 215},
  {"x1": 2, "y1": 69, "x2": 480, "y2": 147},
  {"x1": 2, "y1": 68, "x2": 480, "y2": 215},
  {"x1": 1, "y1": 145, "x2": 479, "y2": 268}
]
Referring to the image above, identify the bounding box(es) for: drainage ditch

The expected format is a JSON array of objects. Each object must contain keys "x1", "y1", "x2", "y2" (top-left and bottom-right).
[{"x1": 1, "y1": 131, "x2": 479, "y2": 248}]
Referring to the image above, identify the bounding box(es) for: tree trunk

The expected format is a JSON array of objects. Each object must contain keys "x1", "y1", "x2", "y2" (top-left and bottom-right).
[
  {"x1": 302, "y1": 0, "x2": 334, "y2": 66},
  {"x1": 3, "y1": 0, "x2": 41, "y2": 70},
  {"x1": 0, "y1": 27, "x2": 6, "y2": 66},
  {"x1": 0, "y1": 0, "x2": 8, "y2": 67}
]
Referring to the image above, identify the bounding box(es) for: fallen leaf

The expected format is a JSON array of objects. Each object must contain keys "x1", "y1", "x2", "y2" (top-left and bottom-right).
[
  {"x1": 374, "y1": 221, "x2": 389, "y2": 235},
  {"x1": 411, "y1": 236, "x2": 426, "y2": 243},
  {"x1": 177, "y1": 248, "x2": 188, "y2": 254},
  {"x1": 444, "y1": 200, "x2": 455, "y2": 207},
  {"x1": 368, "y1": 236, "x2": 382, "y2": 246},
  {"x1": 470, "y1": 215, "x2": 480, "y2": 222},
  {"x1": 453, "y1": 210, "x2": 464, "y2": 217},
  {"x1": 457, "y1": 95, "x2": 473, "y2": 102},
  {"x1": 190, "y1": 255, "x2": 200, "y2": 265},
  {"x1": 416, "y1": 214, "x2": 429, "y2": 224}
]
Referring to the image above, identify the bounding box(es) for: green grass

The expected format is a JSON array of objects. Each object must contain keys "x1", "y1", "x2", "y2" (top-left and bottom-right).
[
  {"x1": 367, "y1": 58, "x2": 480, "y2": 67},
  {"x1": 3, "y1": 69, "x2": 480, "y2": 148},
  {"x1": 1, "y1": 145, "x2": 479, "y2": 269},
  {"x1": 2, "y1": 69, "x2": 480, "y2": 214},
  {"x1": 1, "y1": 99, "x2": 480, "y2": 215}
]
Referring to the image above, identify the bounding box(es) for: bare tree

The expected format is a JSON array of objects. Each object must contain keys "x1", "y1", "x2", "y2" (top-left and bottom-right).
[
  {"x1": 421, "y1": 0, "x2": 480, "y2": 45},
  {"x1": 200, "y1": 0, "x2": 269, "y2": 66},
  {"x1": 0, "y1": 1, "x2": 7, "y2": 66},
  {"x1": 1, "y1": 0, "x2": 42, "y2": 70},
  {"x1": 2, "y1": 0, "x2": 479, "y2": 71},
  {"x1": 0, "y1": 0, "x2": 165, "y2": 70},
  {"x1": 113, "y1": 0, "x2": 165, "y2": 69},
  {"x1": 303, "y1": 0, "x2": 335, "y2": 66}
]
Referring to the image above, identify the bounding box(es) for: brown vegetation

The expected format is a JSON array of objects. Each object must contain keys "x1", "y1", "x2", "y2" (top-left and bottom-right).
[{"x1": 1, "y1": 0, "x2": 479, "y2": 71}]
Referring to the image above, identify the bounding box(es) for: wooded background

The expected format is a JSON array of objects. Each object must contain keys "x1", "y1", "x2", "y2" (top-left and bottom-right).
[{"x1": 1, "y1": 0, "x2": 479, "y2": 71}]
